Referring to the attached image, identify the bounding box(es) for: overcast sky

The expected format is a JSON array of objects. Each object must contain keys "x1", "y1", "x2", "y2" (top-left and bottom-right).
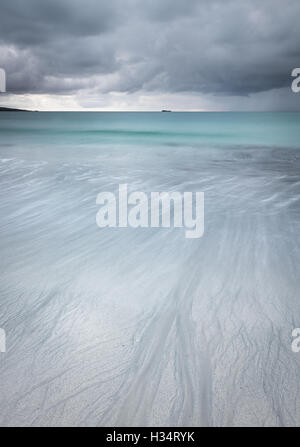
[{"x1": 0, "y1": 0, "x2": 300, "y2": 111}]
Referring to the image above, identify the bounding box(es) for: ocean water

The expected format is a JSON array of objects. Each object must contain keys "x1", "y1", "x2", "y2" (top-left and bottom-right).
[{"x1": 0, "y1": 112, "x2": 300, "y2": 426}]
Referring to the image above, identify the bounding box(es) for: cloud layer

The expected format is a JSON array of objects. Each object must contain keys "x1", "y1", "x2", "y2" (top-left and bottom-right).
[{"x1": 0, "y1": 0, "x2": 300, "y2": 109}]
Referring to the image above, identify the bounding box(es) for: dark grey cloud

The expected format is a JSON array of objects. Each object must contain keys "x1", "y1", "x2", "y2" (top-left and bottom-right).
[
  {"x1": 139, "y1": 0, "x2": 200, "y2": 22},
  {"x1": 0, "y1": 0, "x2": 300, "y2": 106},
  {"x1": 0, "y1": 0, "x2": 121, "y2": 45}
]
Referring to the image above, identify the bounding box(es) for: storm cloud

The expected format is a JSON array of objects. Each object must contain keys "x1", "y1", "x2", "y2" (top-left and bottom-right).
[{"x1": 0, "y1": 0, "x2": 299, "y2": 109}]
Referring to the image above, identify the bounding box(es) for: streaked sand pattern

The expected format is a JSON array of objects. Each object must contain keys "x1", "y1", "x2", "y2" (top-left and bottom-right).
[{"x1": 0, "y1": 112, "x2": 300, "y2": 426}]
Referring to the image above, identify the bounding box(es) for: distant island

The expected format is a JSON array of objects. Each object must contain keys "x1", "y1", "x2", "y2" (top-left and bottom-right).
[
  {"x1": 0, "y1": 106, "x2": 31, "y2": 112},
  {"x1": 161, "y1": 110, "x2": 172, "y2": 112}
]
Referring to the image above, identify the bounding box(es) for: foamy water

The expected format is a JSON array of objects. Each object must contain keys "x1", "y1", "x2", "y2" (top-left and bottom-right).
[{"x1": 0, "y1": 112, "x2": 300, "y2": 426}]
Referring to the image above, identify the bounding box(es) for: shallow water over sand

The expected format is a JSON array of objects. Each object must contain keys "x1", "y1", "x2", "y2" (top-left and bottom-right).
[{"x1": 0, "y1": 112, "x2": 300, "y2": 426}]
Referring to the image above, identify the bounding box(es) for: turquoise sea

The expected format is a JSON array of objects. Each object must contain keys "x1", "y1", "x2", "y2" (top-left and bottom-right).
[
  {"x1": 1, "y1": 111, "x2": 300, "y2": 151},
  {"x1": 0, "y1": 112, "x2": 300, "y2": 426}
]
